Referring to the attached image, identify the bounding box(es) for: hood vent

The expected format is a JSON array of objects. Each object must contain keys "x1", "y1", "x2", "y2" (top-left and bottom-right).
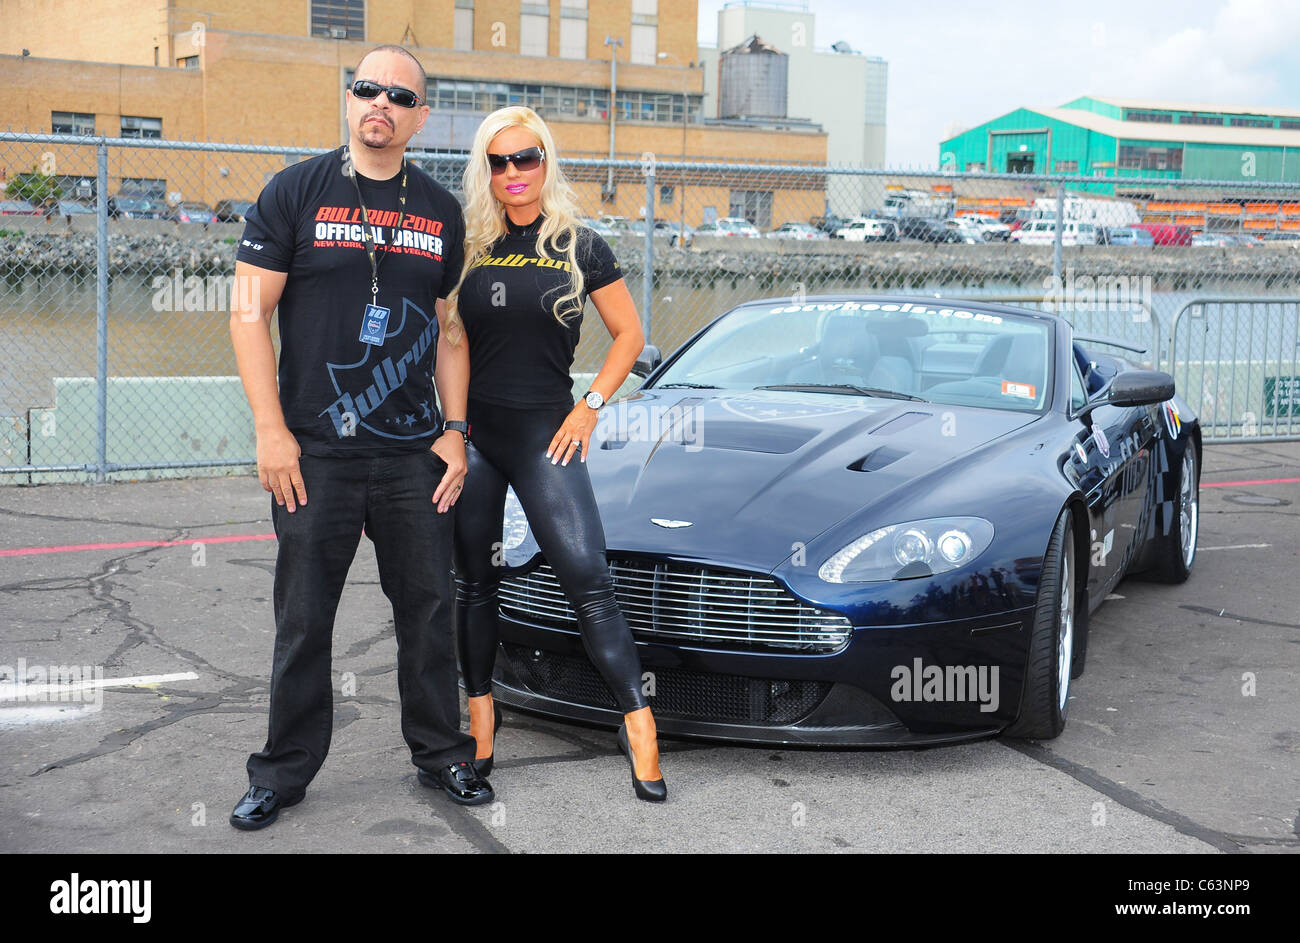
[{"x1": 849, "y1": 445, "x2": 909, "y2": 472}]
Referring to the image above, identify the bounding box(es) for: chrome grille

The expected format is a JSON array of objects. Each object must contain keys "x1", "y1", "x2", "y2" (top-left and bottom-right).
[{"x1": 496, "y1": 559, "x2": 852, "y2": 653}]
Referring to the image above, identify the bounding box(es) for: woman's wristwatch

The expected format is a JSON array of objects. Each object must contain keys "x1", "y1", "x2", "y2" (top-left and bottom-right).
[
  {"x1": 442, "y1": 420, "x2": 470, "y2": 444},
  {"x1": 584, "y1": 389, "x2": 605, "y2": 410}
]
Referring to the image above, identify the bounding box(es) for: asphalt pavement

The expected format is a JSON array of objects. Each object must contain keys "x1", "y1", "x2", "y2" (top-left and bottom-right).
[{"x1": 0, "y1": 442, "x2": 1296, "y2": 853}]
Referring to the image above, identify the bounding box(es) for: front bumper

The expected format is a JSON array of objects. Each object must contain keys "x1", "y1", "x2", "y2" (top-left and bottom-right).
[{"x1": 491, "y1": 603, "x2": 1036, "y2": 747}]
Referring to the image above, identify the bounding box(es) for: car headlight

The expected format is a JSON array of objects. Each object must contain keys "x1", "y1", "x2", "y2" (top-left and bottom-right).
[{"x1": 818, "y1": 517, "x2": 994, "y2": 582}]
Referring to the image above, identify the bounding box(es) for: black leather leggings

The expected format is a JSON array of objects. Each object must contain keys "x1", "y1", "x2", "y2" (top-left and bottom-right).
[{"x1": 453, "y1": 398, "x2": 648, "y2": 713}]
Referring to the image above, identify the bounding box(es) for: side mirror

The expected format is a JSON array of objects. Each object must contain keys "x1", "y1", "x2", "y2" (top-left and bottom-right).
[
  {"x1": 1107, "y1": 369, "x2": 1175, "y2": 407},
  {"x1": 631, "y1": 344, "x2": 662, "y2": 378}
]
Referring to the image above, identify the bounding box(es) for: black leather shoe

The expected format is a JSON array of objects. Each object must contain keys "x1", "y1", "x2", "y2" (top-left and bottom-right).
[
  {"x1": 418, "y1": 761, "x2": 494, "y2": 805},
  {"x1": 474, "y1": 703, "x2": 504, "y2": 777},
  {"x1": 617, "y1": 724, "x2": 667, "y2": 803},
  {"x1": 229, "y1": 785, "x2": 302, "y2": 830}
]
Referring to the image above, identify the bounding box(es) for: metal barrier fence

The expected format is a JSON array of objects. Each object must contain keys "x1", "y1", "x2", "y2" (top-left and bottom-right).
[
  {"x1": 3, "y1": 131, "x2": 1300, "y2": 482},
  {"x1": 1169, "y1": 299, "x2": 1300, "y2": 443}
]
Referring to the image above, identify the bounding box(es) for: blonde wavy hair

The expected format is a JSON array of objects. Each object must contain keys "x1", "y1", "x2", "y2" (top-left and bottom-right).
[{"x1": 446, "y1": 106, "x2": 587, "y2": 344}]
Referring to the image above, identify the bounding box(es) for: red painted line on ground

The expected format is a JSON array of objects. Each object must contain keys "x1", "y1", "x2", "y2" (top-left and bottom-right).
[
  {"x1": 1202, "y1": 477, "x2": 1300, "y2": 489},
  {"x1": 0, "y1": 533, "x2": 276, "y2": 558}
]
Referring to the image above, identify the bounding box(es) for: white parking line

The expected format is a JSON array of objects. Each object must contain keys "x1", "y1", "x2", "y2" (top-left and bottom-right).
[
  {"x1": 0, "y1": 671, "x2": 199, "y2": 700},
  {"x1": 1198, "y1": 543, "x2": 1271, "y2": 551}
]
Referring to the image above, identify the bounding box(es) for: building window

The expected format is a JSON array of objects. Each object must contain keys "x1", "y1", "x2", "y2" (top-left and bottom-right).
[
  {"x1": 1118, "y1": 145, "x2": 1183, "y2": 171},
  {"x1": 1282, "y1": 120, "x2": 1300, "y2": 131},
  {"x1": 520, "y1": 5, "x2": 549, "y2": 57},
  {"x1": 630, "y1": 24, "x2": 657, "y2": 65},
  {"x1": 1229, "y1": 117, "x2": 1274, "y2": 128},
  {"x1": 120, "y1": 177, "x2": 166, "y2": 197},
  {"x1": 52, "y1": 111, "x2": 95, "y2": 135},
  {"x1": 311, "y1": 0, "x2": 364, "y2": 40},
  {"x1": 454, "y1": 1, "x2": 473, "y2": 51},
  {"x1": 1124, "y1": 110, "x2": 1173, "y2": 123},
  {"x1": 730, "y1": 189, "x2": 772, "y2": 229},
  {"x1": 1054, "y1": 160, "x2": 1079, "y2": 173},
  {"x1": 426, "y1": 78, "x2": 699, "y2": 125},
  {"x1": 177, "y1": 55, "x2": 199, "y2": 69},
  {"x1": 630, "y1": 0, "x2": 657, "y2": 64},
  {"x1": 659, "y1": 184, "x2": 674, "y2": 204},
  {"x1": 120, "y1": 116, "x2": 162, "y2": 139},
  {"x1": 559, "y1": 0, "x2": 587, "y2": 59},
  {"x1": 1179, "y1": 114, "x2": 1224, "y2": 126}
]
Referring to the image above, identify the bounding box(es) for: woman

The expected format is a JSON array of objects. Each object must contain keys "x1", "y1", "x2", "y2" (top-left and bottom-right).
[{"x1": 445, "y1": 106, "x2": 665, "y2": 801}]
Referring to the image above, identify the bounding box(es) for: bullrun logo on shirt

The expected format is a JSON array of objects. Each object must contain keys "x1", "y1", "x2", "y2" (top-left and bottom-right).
[
  {"x1": 312, "y1": 206, "x2": 447, "y2": 259},
  {"x1": 470, "y1": 252, "x2": 574, "y2": 271},
  {"x1": 319, "y1": 297, "x2": 440, "y2": 440}
]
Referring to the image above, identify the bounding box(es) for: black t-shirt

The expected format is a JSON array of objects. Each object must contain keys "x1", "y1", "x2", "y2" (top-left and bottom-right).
[
  {"x1": 235, "y1": 145, "x2": 464, "y2": 456},
  {"x1": 458, "y1": 216, "x2": 622, "y2": 408}
]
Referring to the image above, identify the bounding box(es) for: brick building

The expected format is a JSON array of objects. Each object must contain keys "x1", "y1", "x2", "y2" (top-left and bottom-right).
[{"x1": 0, "y1": 0, "x2": 827, "y2": 227}]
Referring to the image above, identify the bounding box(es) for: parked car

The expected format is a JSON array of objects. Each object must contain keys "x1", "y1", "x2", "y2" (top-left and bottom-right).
[
  {"x1": 694, "y1": 217, "x2": 761, "y2": 238},
  {"x1": 810, "y1": 213, "x2": 849, "y2": 235},
  {"x1": 1011, "y1": 220, "x2": 1099, "y2": 246},
  {"x1": 1258, "y1": 231, "x2": 1300, "y2": 245},
  {"x1": 942, "y1": 219, "x2": 987, "y2": 243},
  {"x1": 55, "y1": 200, "x2": 96, "y2": 217},
  {"x1": 171, "y1": 202, "x2": 216, "y2": 224},
  {"x1": 653, "y1": 220, "x2": 693, "y2": 247},
  {"x1": 578, "y1": 216, "x2": 616, "y2": 236},
  {"x1": 1101, "y1": 226, "x2": 1156, "y2": 247},
  {"x1": 213, "y1": 199, "x2": 254, "y2": 223},
  {"x1": 610, "y1": 218, "x2": 693, "y2": 246},
  {"x1": 111, "y1": 194, "x2": 166, "y2": 219},
  {"x1": 1190, "y1": 232, "x2": 1238, "y2": 247},
  {"x1": 767, "y1": 222, "x2": 828, "y2": 241},
  {"x1": 489, "y1": 294, "x2": 1200, "y2": 745},
  {"x1": 953, "y1": 214, "x2": 1011, "y2": 241},
  {"x1": 1130, "y1": 223, "x2": 1193, "y2": 247},
  {"x1": 0, "y1": 199, "x2": 41, "y2": 216},
  {"x1": 833, "y1": 218, "x2": 898, "y2": 242},
  {"x1": 598, "y1": 215, "x2": 633, "y2": 233},
  {"x1": 898, "y1": 217, "x2": 961, "y2": 243}
]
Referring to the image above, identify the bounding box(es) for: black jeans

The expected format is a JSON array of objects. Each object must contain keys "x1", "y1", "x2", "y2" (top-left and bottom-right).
[
  {"x1": 454, "y1": 399, "x2": 649, "y2": 714},
  {"x1": 246, "y1": 450, "x2": 475, "y2": 800}
]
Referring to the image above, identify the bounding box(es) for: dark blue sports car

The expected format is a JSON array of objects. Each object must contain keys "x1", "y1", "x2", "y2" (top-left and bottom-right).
[{"x1": 488, "y1": 295, "x2": 1201, "y2": 745}]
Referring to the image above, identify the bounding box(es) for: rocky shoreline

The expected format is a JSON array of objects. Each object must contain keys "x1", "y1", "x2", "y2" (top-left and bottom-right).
[{"x1": 2, "y1": 227, "x2": 1298, "y2": 291}]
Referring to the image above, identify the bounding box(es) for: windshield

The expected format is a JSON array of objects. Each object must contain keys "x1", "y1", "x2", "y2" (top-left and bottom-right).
[{"x1": 652, "y1": 300, "x2": 1053, "y2": 413}]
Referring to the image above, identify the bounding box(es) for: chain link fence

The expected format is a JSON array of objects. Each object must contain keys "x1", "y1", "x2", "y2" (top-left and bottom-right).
[{"x1": 3, "y1": 132, "x2": 1299, "y2": 483}]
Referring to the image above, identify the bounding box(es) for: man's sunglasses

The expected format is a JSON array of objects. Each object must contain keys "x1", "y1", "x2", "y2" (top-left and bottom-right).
[
  {"x1": 350, "y1": 80, "x2": 424, "y2": 108},
  {"x1": 487, "y1": 146, "x2": 545, "y2": 174}
]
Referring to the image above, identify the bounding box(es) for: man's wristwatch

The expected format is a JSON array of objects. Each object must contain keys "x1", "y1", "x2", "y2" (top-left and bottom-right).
[
  {"x1": 584, "y1": 389, "x2": 605, "y2": 410},
  {"x1": 442, "y1": 420, "x2": 470, "y2": 444}
]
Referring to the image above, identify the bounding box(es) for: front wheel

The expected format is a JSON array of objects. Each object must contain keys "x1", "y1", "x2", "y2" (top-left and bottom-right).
[
  {"x1": 1147, "y1": 442, "x2": 1199, "y2": 583},
  {"x1": 1004, "y1": 510, "x2": 1076, "y2": 739}
]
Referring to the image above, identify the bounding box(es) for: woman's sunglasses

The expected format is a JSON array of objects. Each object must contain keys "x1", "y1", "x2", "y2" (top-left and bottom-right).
[
  {"x1": 350, "y1": 80, "x2": 424, "y2": 108},
  {"x1": 487, "y1": 147, "x2": 545, "y2": 174}
]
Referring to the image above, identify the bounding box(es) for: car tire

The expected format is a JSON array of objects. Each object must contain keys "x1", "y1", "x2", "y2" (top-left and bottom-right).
[
  {"x1": 1146, "y1": 440, "x2": 1199, "y2": 584},
  {"x1": 1005, "y1": 509, "x2": 1075, "y2": 739}
]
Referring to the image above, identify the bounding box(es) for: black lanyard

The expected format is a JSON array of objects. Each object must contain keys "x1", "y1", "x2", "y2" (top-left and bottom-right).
[{"x1": 346, "y1": 148, "x2": 408, "y2": 305}]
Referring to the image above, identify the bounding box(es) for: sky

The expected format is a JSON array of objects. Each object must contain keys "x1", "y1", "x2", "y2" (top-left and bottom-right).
[{"x1": 695, "y1": 0, "x2": 1300, "y2": 168}]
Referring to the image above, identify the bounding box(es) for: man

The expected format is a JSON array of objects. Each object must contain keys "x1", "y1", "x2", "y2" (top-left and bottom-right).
[{"x1": 228, "y1": 44, "x2": 491, "y2": 830}]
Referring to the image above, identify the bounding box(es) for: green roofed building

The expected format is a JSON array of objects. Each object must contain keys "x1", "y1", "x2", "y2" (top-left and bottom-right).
[{"x1": 940, "y1": 96, "x2": 1300, "y2": 193}]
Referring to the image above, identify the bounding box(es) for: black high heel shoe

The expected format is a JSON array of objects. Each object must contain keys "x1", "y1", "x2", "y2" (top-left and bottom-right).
[
  {"x1": 473, "y1": 702, "x2": 503, "y2": 777},
  {"x1": 617, "y1": 724, "x2": 667, "y2": 802}
]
